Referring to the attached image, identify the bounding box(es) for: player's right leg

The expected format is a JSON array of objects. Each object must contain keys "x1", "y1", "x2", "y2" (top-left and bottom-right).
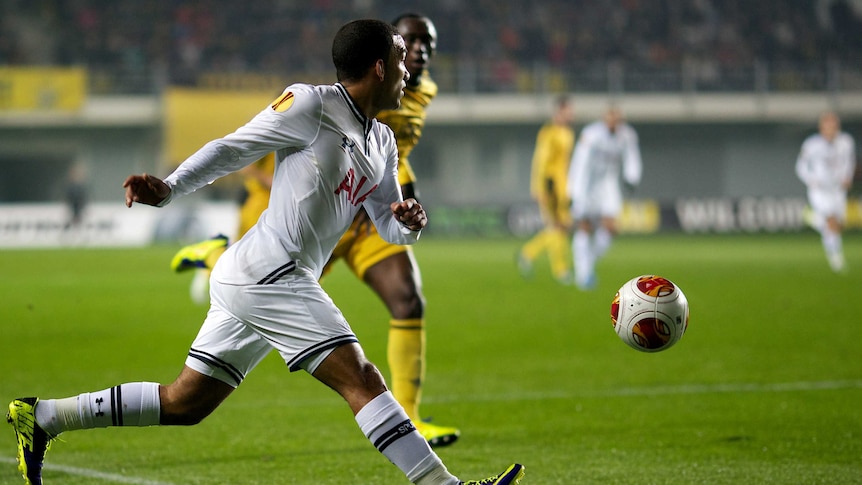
[
  {"x1": 6, "y1": 293, "x2": 270, "y2": 484},
  {"x1": 7, "y1": 369, "x2": 234, "y2": 484},
  {"x1": 7, "y1": 398, "x2": 52, "y2": 485}
]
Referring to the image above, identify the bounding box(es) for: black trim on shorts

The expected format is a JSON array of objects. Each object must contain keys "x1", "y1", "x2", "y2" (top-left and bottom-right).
[
  {"x1": 257, "y1": 261, "x2": 297, "y2": 285},
  {"x1": 188, "y1": 348, "x2": 245, "y2": 386},
  {"x1": 287, "y1": 335, "x2": 359, "y2": 372}
]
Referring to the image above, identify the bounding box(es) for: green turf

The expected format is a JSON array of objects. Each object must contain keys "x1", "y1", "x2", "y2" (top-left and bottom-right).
[{"x1": 1, "y1": 233, "x2": 860, "y2": 484}]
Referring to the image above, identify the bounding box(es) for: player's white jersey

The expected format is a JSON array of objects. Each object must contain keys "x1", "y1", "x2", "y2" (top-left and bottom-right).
[
  {"x1": 568, "y1": 120, "x2": 642, "y2": 218},
  {"x1": 163, "y1": 83, "x2": 419, "y2": 284},
  {"x1": 795, "y1": 132, "x2": 856, "y2": 192}
]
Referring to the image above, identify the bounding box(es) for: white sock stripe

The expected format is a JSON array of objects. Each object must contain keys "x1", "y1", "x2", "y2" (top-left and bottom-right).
[
  {"x1": 111, "y1": 385, "x2": 123, "y2": 426},
  {"x1": 372, "y1": 419, "x2": 416, "y2": 452}
]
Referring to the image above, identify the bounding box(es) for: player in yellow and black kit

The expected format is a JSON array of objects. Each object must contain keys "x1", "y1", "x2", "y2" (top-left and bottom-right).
[
  {"x1": 321, "y1": 13, "x2": 459, "y2": 448},
  {"x1": 172, "y1": 14, "x2": 459, "y2": 448},
  {"x1": 517, "y1": 96, "x2": 575, "y2": 284},
  {"x1": 171, "y1": 153, "x2": 274, "y2": 304}
]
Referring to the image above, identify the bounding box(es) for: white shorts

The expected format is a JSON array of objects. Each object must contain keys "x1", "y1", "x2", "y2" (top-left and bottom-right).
[
  {"x1": 807, "y1": 188, "x2": 847, "y2": 222},
  {"x1": 572, "y1": 179, "x2": 623, "y2": 220},
  {"x1": 184, "y1": 268, "x2": 358, "y2": 387}
]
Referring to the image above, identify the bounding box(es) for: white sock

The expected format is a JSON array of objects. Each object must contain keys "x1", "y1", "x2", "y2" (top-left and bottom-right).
[
  {"x1": 355, "y1": 392, "x2": 458, "y2": 484},
  {"x1": 593, "y1": 227, "x2": 613, "y2": 260},
  {"x1": 35, "y1": 382, "x2": 161, "y2": 436},
  {"x1": 573, "y1": 229, "x2": 593, "y2": 286},
  {"x1": 821, "y1": 229, "x2": 845, "y2": 271}
]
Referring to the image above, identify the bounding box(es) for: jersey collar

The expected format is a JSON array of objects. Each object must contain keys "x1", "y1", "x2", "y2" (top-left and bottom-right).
[{"x1": 335, "y1": 83, "x2": 373, "y2": 137}]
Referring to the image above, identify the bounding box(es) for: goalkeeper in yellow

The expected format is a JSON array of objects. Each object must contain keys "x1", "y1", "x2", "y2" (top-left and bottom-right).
[
  {"x1": 517, "y1": 96, "x2": 575, "y2": 284},
  {"x1": 171, "y1": 13, "x2": 459, "y2": 448}
]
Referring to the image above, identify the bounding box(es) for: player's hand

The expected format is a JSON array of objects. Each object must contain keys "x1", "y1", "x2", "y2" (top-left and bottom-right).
[
  {"x1": 123, "y1": 173, "x2": 171, "y2": 207},
  {"x1": 391, "y1": 198, "x2": 427, "y2": 231}
]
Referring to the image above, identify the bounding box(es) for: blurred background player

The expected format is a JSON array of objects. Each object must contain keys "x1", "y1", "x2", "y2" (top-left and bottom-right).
[
  {"x1": 567, "y1": 106, "x2": 642, "y2": 290},
  {"x1": 171, "y1": 153, "x2": 274, "y2": 304},
  {"x1": 321, "y1": 12, "x2": 459, "y2": 448},
  {"x1": 170, "y1": 13, "x2": 459, "y2": 448},
  {"x1": 517, "y1": 96, "x2": 575, "y2": 284},
  {"x1": 796, "y1": 111, "x2": 856, "y2": 272},
  {"x1": 63, "y1": 162, "x2": 88, "y2": 233}
]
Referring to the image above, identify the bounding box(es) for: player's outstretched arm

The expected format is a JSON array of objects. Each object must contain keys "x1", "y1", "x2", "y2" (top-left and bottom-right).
[
  {"x1": 123, "y1": 173, "x2": 171, "y2": 207},
  {"x1": 390, "y1": 198, "x2": 427, "y2": 231}
]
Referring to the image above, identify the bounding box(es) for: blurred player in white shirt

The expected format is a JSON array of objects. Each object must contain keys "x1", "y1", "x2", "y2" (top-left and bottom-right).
[
  {"x1": 796, "y1": 111, "x2": 856, "y2": 272},
  {"x1": 568, "y1": 106, "x2": 642, "y2": 290}
]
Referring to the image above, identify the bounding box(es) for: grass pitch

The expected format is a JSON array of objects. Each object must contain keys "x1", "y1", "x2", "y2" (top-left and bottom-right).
[{"x1": 1, "y1": 233, "x2": 860, "y2": 484}]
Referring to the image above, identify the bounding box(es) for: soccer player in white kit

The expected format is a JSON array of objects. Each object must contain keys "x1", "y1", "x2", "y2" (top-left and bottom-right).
[
  {"x1": 796, "y1": 111, "x2": 856, "y2": 272},
  {"x1": 6, "y1": 19, "x2": 524, "y2": 485},
  {"x1": 568, "y1": 106, "x2": 642, "y2": 290}
]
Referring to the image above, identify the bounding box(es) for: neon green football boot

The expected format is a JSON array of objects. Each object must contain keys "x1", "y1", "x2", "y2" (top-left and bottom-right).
[
  {"x1": 170, "y1": 234, "x2": 228, "y2": 272},
  {"x1": 7, "y1": 398, "x2": 54, "y2": 485},
  {"x1": 416, "y1": 420, "x2": 460, "y2": 448},
  {"x1": 462, "y1": 463, "x2": 525, "y2": 485}
]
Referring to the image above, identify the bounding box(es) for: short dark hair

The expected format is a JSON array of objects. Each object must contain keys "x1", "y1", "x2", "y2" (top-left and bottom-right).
[
  {"x1": 332, "y1": 19, "x2": 399, "y2": 82},
  {"x1": 392, "y1": 12, "x2": 426, "y2": 26}
]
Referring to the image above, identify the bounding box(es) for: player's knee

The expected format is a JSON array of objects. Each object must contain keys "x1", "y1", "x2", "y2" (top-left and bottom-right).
[
  {"x1": 389, "y1": 291, "x2": 425, "y2": 320},
  {"x1": 358, "y1": 360, "x2": 388, "y2": 394},
  {"x1": 160, "y1": 401, "x2": 213, "y2": 426},
  {"x1": 158, "y1": 382, "x2": 223, "y2": 426}
]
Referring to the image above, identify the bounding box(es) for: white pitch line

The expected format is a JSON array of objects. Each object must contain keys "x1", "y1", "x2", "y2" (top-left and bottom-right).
[
  {"x1": 0, "y1": 457, "x2": 176, "y2": 485},
  {"x1": 1, "y1": 379, "x2": 857, "y2": 481}
]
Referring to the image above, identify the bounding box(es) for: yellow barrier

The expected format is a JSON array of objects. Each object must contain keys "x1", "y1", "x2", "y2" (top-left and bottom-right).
[
  {"x1": 619, "y1": 199, "x2": 661, "y2": 233},
  {"x1": 164, "y1": 87, "x2": 280, "y2": 165},
  {"x1": 0, "y1": 67, "x2": 87, "y2": 111}
]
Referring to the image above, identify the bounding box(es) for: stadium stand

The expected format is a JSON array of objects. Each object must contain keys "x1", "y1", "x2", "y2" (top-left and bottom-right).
[{"x1": 2, "y1": 0, "x2": 861, "y2": 94}]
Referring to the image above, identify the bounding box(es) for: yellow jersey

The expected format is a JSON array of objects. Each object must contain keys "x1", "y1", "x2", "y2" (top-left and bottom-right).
[
  {"x1": 531, "y1": 122, "x2": 575, "y2": 200},
  {"x1": 238, "y1": 153, "x2": 275, "y2": 237},
  {"x1": 377, "y1": 74, "x2": 438, "y2": 186}
]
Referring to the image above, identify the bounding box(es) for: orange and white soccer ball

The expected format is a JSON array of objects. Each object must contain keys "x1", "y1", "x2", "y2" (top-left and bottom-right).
[{"x1": 610, "y1": 275, "x2": 689, "y2": 352}]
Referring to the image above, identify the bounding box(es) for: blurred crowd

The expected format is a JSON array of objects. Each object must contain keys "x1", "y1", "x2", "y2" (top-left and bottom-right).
[{"x1": 2, "y1": 0, "x2": 861, "y2": 93}]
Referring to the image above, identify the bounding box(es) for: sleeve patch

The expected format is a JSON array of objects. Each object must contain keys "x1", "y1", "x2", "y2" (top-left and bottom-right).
[{"x1": 271, "y1": 92, "x2": 295, "y2": 112}]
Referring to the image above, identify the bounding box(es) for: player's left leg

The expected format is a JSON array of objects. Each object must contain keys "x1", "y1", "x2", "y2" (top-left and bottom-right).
[
  {"x1": 547, "y1": 228, "x2": 572, "y2": 284},
  {"x1": 594, "y1": 217, "x2": 617, "y2": 261},
  {"x1": 311, "y1": 343, "x2": 519, "y2": 484},
  {"x1": 518, "y1": 227, "x2": 553, "y2": 277},
  {"x1": 548, "y1": 197, "x2": 573, "y2": 284},
  {"x1": 363, "y1": 250, "x2": 460, "y2": 448},
  {"x1": 822, "y1": 216, "x2": 846, "y2": 272},
  {"x1": 311, "y1": 342, "x2": 457, "y2": 483},
  {"x1": 573, "y1": 219, "x2": 596, "y2": 290}
]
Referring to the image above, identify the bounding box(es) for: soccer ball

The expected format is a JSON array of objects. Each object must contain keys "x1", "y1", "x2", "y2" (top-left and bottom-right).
[{"x1": 610, "y1": 275, "x2": 689, "y2": 352}]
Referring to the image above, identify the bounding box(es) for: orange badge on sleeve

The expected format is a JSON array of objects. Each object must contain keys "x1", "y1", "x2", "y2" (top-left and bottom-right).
[{"x1": 271, "y1": 91, "x2": 295, "y2": 112}]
